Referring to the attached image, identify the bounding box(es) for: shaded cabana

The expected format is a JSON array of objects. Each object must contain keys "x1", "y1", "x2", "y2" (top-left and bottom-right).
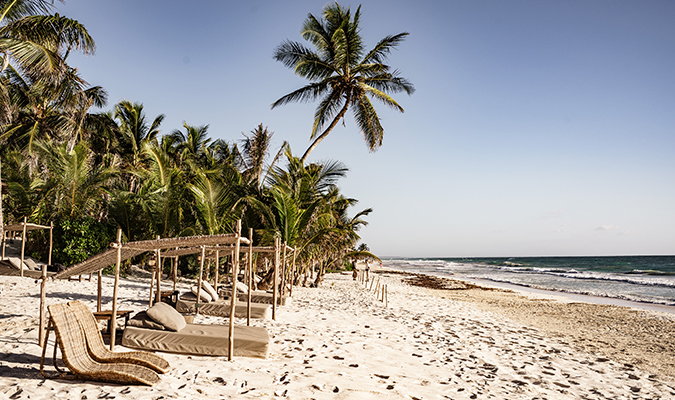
[
  {"x1": 1, "y1": 217, "x2": 53, "y2": 278},
  {"x1": 39, "y1": 222, "x2": 250, "y2": 361},
  {"x1": 158, "y1": 233, "x2": 296, "y2": 323}
]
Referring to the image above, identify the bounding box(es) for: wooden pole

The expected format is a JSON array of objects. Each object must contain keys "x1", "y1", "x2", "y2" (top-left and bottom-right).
[
  {"x1": 385, "y1": 285, "x2": 388, "y2": 307},
  {"x1": 247, "y1": 228, "x2": 253, "y2": 326},
  {"x1": 172, "y1": 252, "x2": 178, "y2": 292},
  {"x1": 48, "y1": 222, "x2": 53, "y2": 265},
  {"x1": 110, "y1": 229, "x2": 122, "y2": 350},
  {"x1": 273, "y1": 237, "x2": 279, "y2": 321},
  {"x1": 196, "y1": 246, "x2": 205, "y2": 315},
  {"x1": 214, "y1": 249, "x2": 220, "y2": 294},
  {"x1": 281, "y1": 243, "x2": 287, "y2": 296},
  {"x1": 20, "y1": 216, "x2": 26, "y2": 277},
  {"x1": 97, "y1": 270, "x2": 102, "y2": 312},
  {"x1": 228, "y1": 220, "x2": 242, "y2": 361},
  {"x1": 290, "y1": 249, "x2": 296, "y2": 297},
  {"x1": 1, "y1": 229, "x2": 5, "y2": 260},
  {"x1": 155, "y1": 236, "x2": 161, "y2": 304},
  {"x1": 148, "y1": 257, "x2": 155, "y2": 308},
  {"x1": 38, "y1": 261, "x2": 47, "y2": 347}
]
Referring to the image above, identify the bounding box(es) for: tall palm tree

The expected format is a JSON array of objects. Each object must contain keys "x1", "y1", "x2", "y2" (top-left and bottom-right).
[{"x1": 272, "y1": 2, "x2": 414, "y2": 163}]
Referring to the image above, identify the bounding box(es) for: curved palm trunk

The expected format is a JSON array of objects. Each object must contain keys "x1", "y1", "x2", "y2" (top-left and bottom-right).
[{"x1": 300, "y1": 94, "x2": 351, "y2": 164}]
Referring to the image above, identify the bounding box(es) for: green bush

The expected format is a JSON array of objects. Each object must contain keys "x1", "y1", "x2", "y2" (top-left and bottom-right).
[{"x1": 53, "y1": 218, "x2": 116, "y2": 267}]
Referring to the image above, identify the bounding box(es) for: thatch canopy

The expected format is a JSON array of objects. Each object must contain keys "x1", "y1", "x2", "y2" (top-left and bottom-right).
[
  {"x1": 52, "y1": 233, "x2": 250, "y2": 280},
  {"x1": 3, "y1": 222, "x2": 51, "y2": 232}
]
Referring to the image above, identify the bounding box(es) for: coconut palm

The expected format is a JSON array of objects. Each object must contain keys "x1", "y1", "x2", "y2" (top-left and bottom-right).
[
  {"x1": 272, "y1": 2, "x2": 414, "y2": 163},
  {"x1": 0, "y1": 0, "x2": 95, "y2": 85}
]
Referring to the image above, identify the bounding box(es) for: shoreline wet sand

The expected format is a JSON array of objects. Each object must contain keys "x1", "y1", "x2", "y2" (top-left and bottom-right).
[{"x1": 379, "y1": 269, "x2": 675, "y2": 382}]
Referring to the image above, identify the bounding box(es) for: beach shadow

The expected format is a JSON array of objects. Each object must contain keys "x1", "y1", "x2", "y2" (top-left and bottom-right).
[
  {"x1": 0, "y1": 365, "x2": 45, "y2": 380},
  {"x1": 0, "y1": 313, "x2": 27, "y2": 320}
]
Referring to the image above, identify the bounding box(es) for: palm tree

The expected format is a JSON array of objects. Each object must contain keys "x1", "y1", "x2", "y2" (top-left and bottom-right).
[
  {"x1": 272, "y1": 2, "x2": 414, "y2": 163},
  {"x1": 0, "y1": 1, "x2": 95, "y2": 85}
]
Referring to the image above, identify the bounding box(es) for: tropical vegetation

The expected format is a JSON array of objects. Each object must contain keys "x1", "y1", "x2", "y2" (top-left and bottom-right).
[{"x1": 0, "y1": 1, "x2": 410, "y2": 286}]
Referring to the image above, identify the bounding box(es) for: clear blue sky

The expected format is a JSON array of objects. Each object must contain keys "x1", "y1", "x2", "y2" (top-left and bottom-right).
[{"x1": 58, "y1": 0, "x2": 675, "y2": 257}]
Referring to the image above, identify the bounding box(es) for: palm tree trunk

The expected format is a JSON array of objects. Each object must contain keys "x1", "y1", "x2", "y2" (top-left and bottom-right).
[{"x1": 300, "y1": 94, "x2": 351, "y2": 164}]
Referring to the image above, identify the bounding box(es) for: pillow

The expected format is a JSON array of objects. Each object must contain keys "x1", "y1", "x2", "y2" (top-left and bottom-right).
[
  {"x1": 236, "y1": 281, "x2": 249, "y2": 294},
  {"x1": 146, "y1": 302, "x2": 186, "y2": 332},
  {"x1": 191, "y1": 286, "x2": 212, "y2": 302},
  {"x1": 201, "y1": 281, "x2": 219, "y2": 300},
  {"x1": 127, "y1": 311, "x2": 165, "y2": 330}
]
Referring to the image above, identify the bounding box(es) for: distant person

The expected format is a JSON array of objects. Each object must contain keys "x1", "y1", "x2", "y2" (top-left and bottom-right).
[{"x1": 365, "y1": 262, "x2": 370, "y2": 282}]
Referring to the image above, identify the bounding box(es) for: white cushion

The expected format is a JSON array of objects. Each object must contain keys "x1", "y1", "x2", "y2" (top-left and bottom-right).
[
  {"x1": 146, "y1": 302, "x2": 186, "y2": 331},
  {"x1": 202, "y1": 281, "x2": 219, "y2": 300},
  {"x1": 191, "y1": 286, "x2": 212, "y2": 302},
  {"x1": 236, "y1": 281, "x2": 249, "y2": 294}
]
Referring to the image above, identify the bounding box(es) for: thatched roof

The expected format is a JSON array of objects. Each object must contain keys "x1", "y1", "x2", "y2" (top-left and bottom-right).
[
  {"x1": 3, "y1": 222, "x2": 51, "y2": 232},
  {"x1": 52, "y1": 233, "x2": 250, "y2": 280}
]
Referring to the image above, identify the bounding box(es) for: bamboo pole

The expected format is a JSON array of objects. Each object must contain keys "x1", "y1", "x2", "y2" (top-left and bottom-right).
[
  {"x1": 20, "y1": 217, "x2": 26, "y2": 277},
  {"x1": 110, "y1": 229, "x2": 122, "y2": 350},
  {"x1": 227, "y1": 220, "x2": 242, "y2": 361},
  {"x1": 272, "y1": 238, "x2": 279, "y2": 321},
  {"x1": 247, "y1": 228, "x2": 253, "y2": 326},
  {"x1": 155, "y1": 236, "x2": 161, "y2": 304},
  {"x1": 196, "y1": 246, "x2": 205, "y2": 315}
]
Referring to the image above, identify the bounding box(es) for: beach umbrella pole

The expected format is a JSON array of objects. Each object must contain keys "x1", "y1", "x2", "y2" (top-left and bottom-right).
[{"x1": 227, "y1": 220, "x2": 242, "y2": 361}]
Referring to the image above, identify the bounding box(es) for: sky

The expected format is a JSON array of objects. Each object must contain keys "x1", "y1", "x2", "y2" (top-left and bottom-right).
[{"x1": 56, "y1": 0, "x2": 675, "y2": 258}]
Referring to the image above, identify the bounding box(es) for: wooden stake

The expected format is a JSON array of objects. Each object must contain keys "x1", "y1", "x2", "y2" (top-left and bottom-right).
[
  {"x1": 214, "y1": 249, "x2": 220, "y2": 294},
  {"x1": 281, "y1": 242, "x2": 287, "y2": 296},
  {"x1": 247, "y1": 228, "x2": 253, "y2": 326},
  {"x1": 228, "y1": 220, "x2": 242, "y2": 361},
  {"x1": 196, "y1": 246, "x2": 205, "y2": 315},
  {"x1": 20, "y1": 217, "x2": 26, "y2": 277},
  {"x1": 48, "y1": 222, "x2": 53, "y2": 265},
  {"x1": 155, "y1": 236, "x2": 161, "y2": 304},
  {"x1": 110, "y1": 229, "x2": 122, "y2": 350},
  {"x1": 38, "y1": 261, "x2": 47, "y2": 347},
  {"x1": 273, "y1": 238, "x2": 279, "y2": 321},
  {"x1": 290, "y1": 249, "x2": 296, "y2": 297},
  {"x1": 97, "y1": 270, "x2": 102, "y2": 312}
]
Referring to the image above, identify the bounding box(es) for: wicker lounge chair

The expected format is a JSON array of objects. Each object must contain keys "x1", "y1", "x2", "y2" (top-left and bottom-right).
[
  {"x1": 67, "y1": 301, "x2": 170, "y2": 374},
  {"x1": 40, "y1": 303, "x2": 160, "y2": 386}
]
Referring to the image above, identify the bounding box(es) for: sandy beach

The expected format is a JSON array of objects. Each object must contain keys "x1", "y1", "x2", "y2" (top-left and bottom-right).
[{"x1": 1, "y1": 268, "x2": 675, "y2": 399}]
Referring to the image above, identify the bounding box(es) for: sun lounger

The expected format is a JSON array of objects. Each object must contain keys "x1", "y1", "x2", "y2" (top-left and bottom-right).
[
  {"x1": 219, "y1": 289, "x2": 292, "y2": 306},
  {"x1": 121, "y1": 322, "x2": 269, "y2": 359},
  {"x1": 40, "y1": 303, "x2": 160, "y2": 386},
  {"x1": 175, "y1": 292, "x2": 272, "y2": 319},
  {"x1": 67, "y1": 301, "x2": 170, "y2": 374}
]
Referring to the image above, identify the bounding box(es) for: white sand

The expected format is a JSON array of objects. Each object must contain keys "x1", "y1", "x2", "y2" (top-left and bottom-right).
[{"x1": 1, "y1": 271, "x2": 674, "y2": 399}]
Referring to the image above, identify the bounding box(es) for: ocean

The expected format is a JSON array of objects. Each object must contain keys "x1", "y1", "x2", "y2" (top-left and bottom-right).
[{"x1": 383, "y1": 256, "x2": 675, "y2": 307}]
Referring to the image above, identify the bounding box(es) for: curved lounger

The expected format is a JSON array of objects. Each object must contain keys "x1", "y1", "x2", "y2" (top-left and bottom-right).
[
  {"x1": 42, "y1": 303, "x2": 160, "y2": 386},
  {"x1": 121, "y1": 323, "x2": 269, "y2": 359},
  {"x1": 67, "y1": 301, "x2": 171, "y2": 374},
  {"x1": 176, "y1": 292, "x2": 272, "y2": 319}
]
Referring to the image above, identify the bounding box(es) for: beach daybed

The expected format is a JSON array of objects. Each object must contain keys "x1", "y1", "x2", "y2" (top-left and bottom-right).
[
  {"x1": 175, "y1": 291, "x2": 272, "y2": 319},
  {"x1": 220, "y1": 289, "x2": 292, "y2": 306},
  {"x1": 67, "y1": 301, "x2": 170, "y2": 373},
  {"x1": 121, "y1": 302, "x2": 269, "y2": 358},
  {"x1": 41, "y1": 303, "x2": 160, "y2": 386}
]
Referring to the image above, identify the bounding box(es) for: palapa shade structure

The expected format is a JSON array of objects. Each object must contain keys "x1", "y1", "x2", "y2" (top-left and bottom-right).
[
  {"x1": 39, "y1": 228, "x2": 251, "y2": 352},
  {"x1": 2, "y1": 217, "x2": 53, "y2": 278}
]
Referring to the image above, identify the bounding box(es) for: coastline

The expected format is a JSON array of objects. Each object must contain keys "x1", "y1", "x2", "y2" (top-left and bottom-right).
[{"x1": 1, "y1": 270, "x2": 674, "y2": 398}]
